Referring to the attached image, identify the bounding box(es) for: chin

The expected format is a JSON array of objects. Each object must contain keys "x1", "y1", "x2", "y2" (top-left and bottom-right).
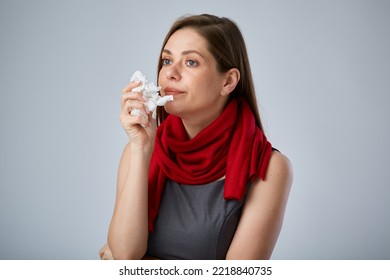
[
  {"x1": 164, "y1": 102, "x2": 179, "y2": 115},
  {"x1": 164, "y1": 101, "x2": 186, "y2": 118}
]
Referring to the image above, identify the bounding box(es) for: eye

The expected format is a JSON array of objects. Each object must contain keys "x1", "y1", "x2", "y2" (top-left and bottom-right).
[
  {"x1": 186, "y1": 59, "x2": 198, "y2": 67},
  {"x1": 162, "y1": 58, "x2": 172, "y2": 65}
]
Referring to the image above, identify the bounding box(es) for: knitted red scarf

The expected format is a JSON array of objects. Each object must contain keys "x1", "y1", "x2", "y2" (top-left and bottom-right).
[{"x1": 148, "y1": 97, "x2": 272, "y2": 231}]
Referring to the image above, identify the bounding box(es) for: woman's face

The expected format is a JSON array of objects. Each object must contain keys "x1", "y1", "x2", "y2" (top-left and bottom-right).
[{"x1": 158, "y1": 28, "x2": 228, "y2": 121}]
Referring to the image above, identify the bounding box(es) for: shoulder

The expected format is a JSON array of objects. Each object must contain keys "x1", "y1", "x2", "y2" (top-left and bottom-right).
[
  {"x1": 264, "y1": 150, "x2": 293, "y2": 185},
  {"x1": 247, "y1": 150, "x2": 293, "y2": 203}
]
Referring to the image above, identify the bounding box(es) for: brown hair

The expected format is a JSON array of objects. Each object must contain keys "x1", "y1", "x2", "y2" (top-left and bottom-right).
[{"x1": 156, "y1": 14, "x2": 264, "y2": 132}]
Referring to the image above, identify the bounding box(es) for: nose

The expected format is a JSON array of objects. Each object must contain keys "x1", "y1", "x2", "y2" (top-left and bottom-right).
[{"x1": 164, "y1": 63, "x2": 181, "y2": 81}]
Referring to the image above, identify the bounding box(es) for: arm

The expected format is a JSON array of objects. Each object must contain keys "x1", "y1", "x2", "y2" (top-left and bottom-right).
[
  {"x1": 105, "y1": 82, "x2": 156, "y2": 260},
  {"x1": 107, "y1": 143, "x2": 150, "y2": 259},
  {"x1": 226, "y1": 151, "x2": 293, "y2": 259}
]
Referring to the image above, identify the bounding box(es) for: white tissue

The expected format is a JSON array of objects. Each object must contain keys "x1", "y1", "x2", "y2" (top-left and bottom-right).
[{"x1": 129, "y1": 71, "x2": 173, "y2": 119}]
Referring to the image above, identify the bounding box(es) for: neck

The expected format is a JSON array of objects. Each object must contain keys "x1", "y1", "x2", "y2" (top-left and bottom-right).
[{"x1": 181, "y1": 105, "x2": 225, "y2": 139}]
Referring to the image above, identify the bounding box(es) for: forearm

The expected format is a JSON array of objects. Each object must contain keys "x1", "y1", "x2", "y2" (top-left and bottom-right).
[{"x1": 108, "y1": 145, "x2": 151, "y2": 259}]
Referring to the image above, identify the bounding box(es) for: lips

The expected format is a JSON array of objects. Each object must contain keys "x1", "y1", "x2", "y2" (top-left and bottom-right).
[{"x1": 163, "y1": 86, "x2": 185, "y2": 95}]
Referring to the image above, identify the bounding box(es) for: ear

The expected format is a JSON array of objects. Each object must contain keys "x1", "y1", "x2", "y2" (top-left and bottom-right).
[{"x1": 221, "y1": 68, "x2": 240, "y2": 96}]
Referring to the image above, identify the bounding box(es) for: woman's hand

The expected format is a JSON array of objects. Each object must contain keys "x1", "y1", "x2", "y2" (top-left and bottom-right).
[
  {"x1": 99, "y1": 243, "x2": 114, "y2": 260},
  {"x1": 99, "y1": 243, "x2": 159, "y2": 260},
  {"x1": 120, "y1": 81, "x2": 157, "y2": 150}
]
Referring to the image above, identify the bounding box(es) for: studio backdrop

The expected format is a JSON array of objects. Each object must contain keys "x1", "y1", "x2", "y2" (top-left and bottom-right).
[{"x1": 1, "y1": 0, "x2": 389, "y2": 259}]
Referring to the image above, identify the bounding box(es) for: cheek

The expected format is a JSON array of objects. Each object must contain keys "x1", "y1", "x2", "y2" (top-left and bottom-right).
[{"x1": 198, "y1": 76, "x2": 223, "y2": 97}]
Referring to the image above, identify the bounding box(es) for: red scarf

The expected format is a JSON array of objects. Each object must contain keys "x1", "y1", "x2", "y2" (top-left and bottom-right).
[{"x1": 148, "y1": 97, "x2": 272, "y2": 231}]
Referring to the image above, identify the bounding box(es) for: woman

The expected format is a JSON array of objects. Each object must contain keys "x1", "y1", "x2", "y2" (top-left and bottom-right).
[{"x1": 100, "y1": 14, "x2": 293, "y2": 260}]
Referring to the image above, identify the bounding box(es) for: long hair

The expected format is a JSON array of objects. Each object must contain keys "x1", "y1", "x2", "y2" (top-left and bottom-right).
[{"x1": 156, "y1": 14, "x2": 264, "y2": 132}]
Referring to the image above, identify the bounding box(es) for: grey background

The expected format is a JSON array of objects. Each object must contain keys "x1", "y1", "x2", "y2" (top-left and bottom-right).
[{"x1": 1, "y1": 0, "x2": 389, "y2": 259}]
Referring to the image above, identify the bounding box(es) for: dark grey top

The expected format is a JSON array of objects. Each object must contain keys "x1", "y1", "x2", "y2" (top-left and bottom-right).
[{"x1": 147, "y1": 179, "x2": 245, "y2": 259}]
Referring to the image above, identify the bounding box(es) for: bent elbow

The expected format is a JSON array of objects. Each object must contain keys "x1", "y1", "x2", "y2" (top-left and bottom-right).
[
  {"x1": 112, "y1": 248, "x2": 147, "y2": 260},
  {"x1": 108, "y1": 240, "x2": 147, "y2": 260}
]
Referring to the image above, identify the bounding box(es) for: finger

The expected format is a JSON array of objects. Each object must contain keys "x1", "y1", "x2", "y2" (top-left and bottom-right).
[
  {"x1": 122, "y1": 99, "x2": 149, "y2": 116},
  {"x1": 102, "y1": 251, "x2": 114, "y2": 260},
  {"x1": 101, "y1": 246, "x2": 114, "y2": 260},
  {"x1": 99, "y1": 244, "x2": 107, "y2": 259},
  {"x1": 122, "y1": 81, "x2": 142, "y2": 94},
  {"x1": 149, "y1": 116, "x2": 157, "y2": 130},
  {"x1": 121, "y1": 91, "x2": 147, "y2": 107},
  {"x1": 120, "y1": 110, "x2": 150, "y2": 129}
]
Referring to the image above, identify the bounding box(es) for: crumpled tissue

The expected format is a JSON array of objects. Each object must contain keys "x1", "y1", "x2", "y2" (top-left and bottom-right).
[{"x1": 129, "y1": 71, "x2": 173, "y2": 119}]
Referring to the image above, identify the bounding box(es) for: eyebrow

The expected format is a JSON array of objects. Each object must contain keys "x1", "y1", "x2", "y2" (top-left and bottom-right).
[{"x1": 162, "y1": 49, "x2": 205, "y2": 58}]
